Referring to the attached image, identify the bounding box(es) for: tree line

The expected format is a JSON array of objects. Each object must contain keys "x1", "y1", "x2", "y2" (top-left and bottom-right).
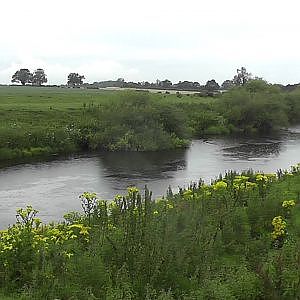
[
  {"x1": 12, "y1": 67, "x2": 298, "y2": 93},
  {"x1": 82, "y1": 67, "x2": 252, "y2": 92},
  {"x1": 10, "y1": 67, "x2": 253, "y2": 91}
]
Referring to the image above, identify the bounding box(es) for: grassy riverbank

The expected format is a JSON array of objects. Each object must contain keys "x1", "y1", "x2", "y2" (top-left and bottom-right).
[
  {"x1": 0, "y1": 87, "x2": 201, "y2": 163},
  {"x1": 0, "y1": 81, "x2": 300, "y2": 165},
  {"x1": 1, "y1": 164, "x2": 300, "y2": 299}
]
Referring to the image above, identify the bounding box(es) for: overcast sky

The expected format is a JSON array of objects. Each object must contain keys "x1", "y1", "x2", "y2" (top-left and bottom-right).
[{"x1": 1, "y1": 0, "x2": 300, "y2": 85}]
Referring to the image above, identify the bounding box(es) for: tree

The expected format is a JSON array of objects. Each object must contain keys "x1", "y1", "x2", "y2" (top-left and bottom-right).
[
  {"x1": 159, "y1": 79, "x2": 173, "y2": 88},
  {"x1": 233, "y1": 67, "x2": 252, "y2": 86},
  {"x1": 174, "y1": 81, "x2": 194, "y2": 90},
  {"x1": 192, "y1": 82, "x2": 201, "y2": 89},
  {"x1": 205, "y1": 79, "x2": 220, "y2": 92},
  {"x1": 32, "y1": 68, "x2": 47, "y2": 86},
  {"x1": 67, "y1": 73, "x2": 85, "y2": 86},
  {"x1": 221, "y1": 80, "x2": 234, "y2": 90},
  {"x1": 11, "y1": 69, "x2": 32, "y2": 86}
]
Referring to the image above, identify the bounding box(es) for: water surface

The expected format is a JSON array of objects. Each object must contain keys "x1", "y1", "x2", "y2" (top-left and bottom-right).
[{"x1": 0, "y1": 127, "x2": 299, "y2": 228}]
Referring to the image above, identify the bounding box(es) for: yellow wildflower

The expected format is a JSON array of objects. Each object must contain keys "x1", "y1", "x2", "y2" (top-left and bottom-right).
[
  {"x1": 271, "y1": 216, "x2": 286, "y2": 240},
  {"x1": 166, "y1": 203, "x2": 174, "y2": 210},
  {"x1": 213, "y1": 181, "x2": 227, "y2": 191},
  {"x1": 282, "y1": 200, "x2": 296, "y2": 208}
]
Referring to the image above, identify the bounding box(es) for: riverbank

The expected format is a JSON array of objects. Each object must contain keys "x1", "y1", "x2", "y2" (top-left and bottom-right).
[
  {"x1": 1, "y1": 82, "x2": 300, "y2": 167},
  {"x1": 1, "y1": 164, "x2": 300, "y2": 299}
]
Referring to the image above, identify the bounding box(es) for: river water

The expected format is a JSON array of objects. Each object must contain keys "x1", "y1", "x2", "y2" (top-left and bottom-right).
[{"x1": 0, "y1": 127, "x2": 300, "y2": 228}]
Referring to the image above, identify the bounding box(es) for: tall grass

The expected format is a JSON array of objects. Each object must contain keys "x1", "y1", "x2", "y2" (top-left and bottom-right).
[{"x1": 1, "y1": 164, "x2": 300, "y2": 299}]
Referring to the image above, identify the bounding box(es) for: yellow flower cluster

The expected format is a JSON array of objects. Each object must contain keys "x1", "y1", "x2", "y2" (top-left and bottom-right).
[
  {"x1": 127, "y1": 187, "x2": 139, "y2": 194},
  {"x1": 256, "y1": 174, "x2": 267, "y2": 182},
  {"x1": 79, "y1": 192, "x2": 97, "y2": 201},
  {"x1": 256, "y1": 173, "x2": 277, "y2": 183},
  {"x1": 245, "y1": 182, "x2": 258, "y2": 189},
  {"x1": 114, "y1": 194, "x2": 123, "y2": 201},
  {"x1": 271, "y1": 216, "x2": 286, "y2": 240},
  {"x1": 232, "y1": 175, "x2": 258, "y2": 191},
  {"x1": 233, "y1": 175, "x2": 249, "y2": 185},
  {"x1": 0, "y1": 221, "x2": 90, "y2": 257},
  {"x1": 213, "y1": 181, "x2": 228, "y2": 191},
  {"x1": 183, "y1": 189, "x2": 193, "y2": 200},
  {"x1": 166, "y1": 203, "x2": 174, "y2": 210},
  {"x1": 282, "y1": 200, "x2": 296, "y2": 208}
]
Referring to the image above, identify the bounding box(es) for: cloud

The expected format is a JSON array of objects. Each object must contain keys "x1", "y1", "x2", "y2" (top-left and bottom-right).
[{"x1": 1, "y1": 0, "x2": 300, "y2": 84}]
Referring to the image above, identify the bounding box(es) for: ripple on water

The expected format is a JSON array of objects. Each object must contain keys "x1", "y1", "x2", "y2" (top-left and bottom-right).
[{"x1": 0, "y1": 133, "x2": 300, "y2": 228}]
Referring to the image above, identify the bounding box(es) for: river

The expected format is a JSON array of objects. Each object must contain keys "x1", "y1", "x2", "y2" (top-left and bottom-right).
[{"x1": 0, "y1": 127, "x2": 300, "y2": 228}]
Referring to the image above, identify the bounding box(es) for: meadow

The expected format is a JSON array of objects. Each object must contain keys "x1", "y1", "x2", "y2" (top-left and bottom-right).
[
  {"x1": 1, "y1": 81, "x2": 300, "y2": 166},
  {"x1": 0, "y1": 165, "x2": 300, "y2": 299},
  {"x1": 0, "y1": 86, "x2": 212, "y2": 164}
]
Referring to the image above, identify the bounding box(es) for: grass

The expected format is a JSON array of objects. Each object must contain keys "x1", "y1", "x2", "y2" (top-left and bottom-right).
[
  {"x1": 0, "y1": 294, "x2": 19, "y2": 300},
  {"x1": 1, "y1": 164, "x2": 300, "y2": 299},
  {"x1": 0, "y1": 83, "x2": 299, "y2": 167},
  {"x1": 0, "y1": 86, "x2": 211, "y2": 110}
]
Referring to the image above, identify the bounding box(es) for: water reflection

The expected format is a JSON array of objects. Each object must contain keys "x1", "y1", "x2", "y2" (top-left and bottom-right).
[
  {"x1": 0, "y1": 128, "x2": 300, "y2": 228},
  {"x1": 222, "y1": 139, "x2": 282, "y2": 160},
  {"x1": 100, "y1": 150, "x2": 186, "y2": 180}
]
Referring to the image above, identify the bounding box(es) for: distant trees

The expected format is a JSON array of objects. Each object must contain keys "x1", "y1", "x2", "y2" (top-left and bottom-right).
[
  {"x1": 9, "y1": 66, "x2": 261, "y2": 92},
  {"x1": 32, "y1": 69, "x2": 47, "y2": 86},
  {"x1": 11, "y1": 68, "x2": 48, "y2": 86},
  {"x1": 67, "y1": 73, "x2": 85, "y2": 86},
  {"x1": 175, "y1": 81, "x2": 197, "y2": 90},
  {"x1": 11, "y1": 69, "x2": 32, "y2": 85}
]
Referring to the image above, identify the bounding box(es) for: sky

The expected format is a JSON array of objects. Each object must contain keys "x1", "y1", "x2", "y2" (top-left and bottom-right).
[{"x1": 1, "y1": 0, "x2": 300, "y2": 85}]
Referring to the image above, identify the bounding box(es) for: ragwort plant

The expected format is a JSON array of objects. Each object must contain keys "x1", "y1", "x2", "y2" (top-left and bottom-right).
[{"x1": 0, "y1": 205, "x2": 90, "y2": 296}]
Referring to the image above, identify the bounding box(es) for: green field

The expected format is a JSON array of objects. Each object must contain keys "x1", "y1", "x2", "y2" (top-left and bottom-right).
[
  {"x1": 0, "y1": 82, "x2": 300, "y2": 166},
  {"x1": 0, "y1": 165, "x2": 300, "y2": 299},
  {"x1": 0, "y1": 86, "x2": 215, "y2": 164}
]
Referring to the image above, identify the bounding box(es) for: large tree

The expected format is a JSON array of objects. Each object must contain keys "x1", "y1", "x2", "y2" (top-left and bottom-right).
[
  {"x1": 67, "y1": 73, "x2": 85, "y2": 86},
  {"x1": 159, "y1": 79, "x2": 173, "y2": 88},
  {"x1": 32, "y1": 68, "x2": 47, "y2": 86},
  {"x1": 11, "y1": 69, "x2": 32, "y2": 86},
  {"x1": 233, "y1": 67, "x2": 252, "y2": 86},
  {"x1": 205, "y1": 79, "x2": 220, "y2": 92}
]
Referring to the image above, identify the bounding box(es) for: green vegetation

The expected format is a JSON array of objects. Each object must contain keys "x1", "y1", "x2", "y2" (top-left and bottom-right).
[
  {"x1": 0, "y1": 81, "x2": 300, "y2": 165},
  {"x1": 1, "y1": 164, "x2": 300, "y2": 299},
  {"x1": 0, "y1": 87, "x2": 193, "y2": 164}
]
